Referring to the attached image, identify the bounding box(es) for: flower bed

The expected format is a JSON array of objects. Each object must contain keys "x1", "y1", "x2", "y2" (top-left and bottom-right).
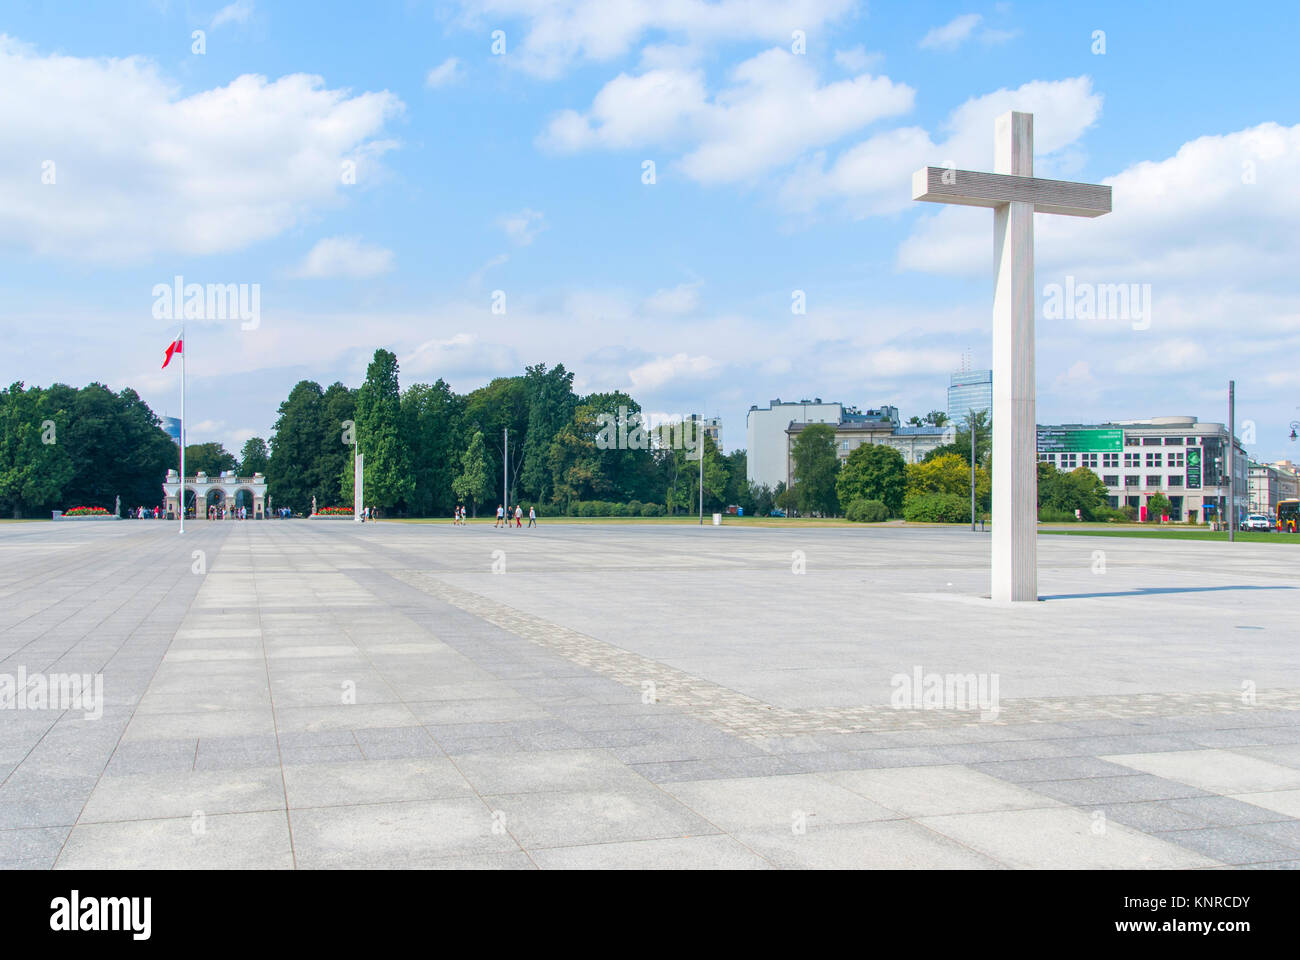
[
  {"x1": 316, "y1": 506, "x2": 353, "y2": 516},
  {"x1": 55, "y1": 506, "x2": 120, "y2": 521}
]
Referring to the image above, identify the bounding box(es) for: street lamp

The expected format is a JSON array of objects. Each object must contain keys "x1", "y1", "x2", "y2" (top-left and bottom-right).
[{"x1": 1289, "y1": 421, "x2": 1299, "y2": 442}]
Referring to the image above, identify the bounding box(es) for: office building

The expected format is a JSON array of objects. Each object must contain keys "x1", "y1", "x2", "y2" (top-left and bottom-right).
[
  {"x1": 1037, "y1": 416, "x2": 1247, "y2": 523},
  {"x1": 947, "y1": 370, "x2": 992, "y2": 421}
]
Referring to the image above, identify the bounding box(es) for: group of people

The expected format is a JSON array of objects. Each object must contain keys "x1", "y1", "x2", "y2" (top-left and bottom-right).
[
  {"x1": 496, "y1": 504, "x2": 536, "y2": 528},
  {"x1": 207, "y1": 504, "x2": 253, "y2": 520},
  {"x1": 450, "y1": 504, "x2": 537, "y2": 527},
  {"x1": 130, "y1": 506, "x2": 163, "y2": 519}
]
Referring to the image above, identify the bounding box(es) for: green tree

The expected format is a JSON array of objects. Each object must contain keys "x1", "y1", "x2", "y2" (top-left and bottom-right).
[
  {"x1": 520, "y1": 363, "x2": 576, "y2": 504},
  {"x1": 836, "y1": 443, "x2": 906, "y2": 515},
  {"x1": 925, "y1": 408, "x2": 990, "y2": 466},
  {"x1": 1038, "y1": 462, "x2": 1109, "y2": 520},
  {"x1": 453, "y1": 430, "x2": 492, "y2": 517},
  {"x1": 697, "y1": 432, "x2": 729, "y2": 512},
  {"x1": 462, "y1": 376, "x2": 529, "y2": 505},
  {"x1": 317, "y1": 382, "x2": 357, "y2": 506},
  {"x1": 1147, "y1": 492, "x2": 1172, "y2": 521},
  {"x1": 401, "y1": 379, "x2": 463, "y2": 517},
  {"x1": 790, "y1": 423, "x2": 839, "y2": 516},
  {"x1": 353, "y1": 349, "x2": 413, "y2": 511},
  {"x1": 268, "y1": 380, "x2": 325, "y2": 512},
  {"x1": 907, "y1": 452, "x2": 990, "y2": 517},
  {"x1": 184, "y1": 441, "x2": 237, "y2": 476},
  {"x1": 44, "y1": 382, "x2": 177, "y2": 510},
  {"x1": 722, "y1": 449, "x2": 748, "y2": 508},
  {"x1": 0, "y1": 383, "x2": 74, "y2": 517},
  {"x1": 549, "y1": 404, "x2": 606, "y2": 506},
  {"x1": 238, "y1": 437, "x2": 270, "y2": 476}
]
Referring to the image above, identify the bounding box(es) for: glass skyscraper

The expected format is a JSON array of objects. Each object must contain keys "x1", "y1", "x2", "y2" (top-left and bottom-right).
[{"x1": 948, "y1": 370, "x2": 993, "y2": 420}]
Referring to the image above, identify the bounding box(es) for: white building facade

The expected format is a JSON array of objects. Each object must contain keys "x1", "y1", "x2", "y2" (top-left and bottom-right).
[
  {"x1": 785, "y1": 408, "x2": 946, "y2": 489},
  {"x1": 746, "y1": 399, "x2": 843, "y2": 489},
  {"x1": 1037, "y1": 416, "x2": 1247, "y2": 523}
]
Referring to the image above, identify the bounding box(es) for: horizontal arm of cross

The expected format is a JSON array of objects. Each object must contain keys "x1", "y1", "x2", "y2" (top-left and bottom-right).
[{"x1": 912, "y1": 166, "x2": 1112, "y2": 217}]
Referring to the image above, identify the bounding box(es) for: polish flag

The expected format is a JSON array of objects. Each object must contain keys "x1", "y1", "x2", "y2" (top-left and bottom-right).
[{"x1": 162, "y1": 336, "x2": 183, "y2": 369}]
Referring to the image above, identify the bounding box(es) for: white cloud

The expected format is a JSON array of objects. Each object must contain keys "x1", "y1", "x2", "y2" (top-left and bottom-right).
[
  {"x1": 540, "y1": 49, "x2": 914, "y2": 184},
  {"x1": 898, "y1": 120, "x2": 1300, "y2": 284},
  {"x1": 425, "y1": 57, "x2": 463, "y2": 88},
  {"x1": 919, "y1": 13, "x2": 1016, "y2": 51},
  {"x1": 782, "y1": 76, "x2": 1102, "y2": 216},
  {"x1": 919, "y1": 14, "x2": 982, "y2": 50},
  {"x1": 211, "y1": 0, "x2": 254, "y2": 29},
  {"x1": 0, "y1": 35, "x2": 402, "y2": 262},
  {"x1": 629, "y1": 352, "x2": 720, "y2": 390},
  {"x1": 293, "y1": 236, "x2": 394, "y2": 278},
  {"x1": 456, "y1": 0, "x2": 857, "y2": 78},
  {"x1": 468, "y1": 252, "x2": 509, "y2": 287},
  {"x1": 540, "y1": 68, "x2": 708, "y2": 152},
  {"x1": 400, "y1": 333, "x2": 514, "y2": 379},
  {"x1": 834, "y1": 45, "x2": 882, "y2": 72},
  {"x1": 643, "y1": 281, "x2": 702, "y2": 315},
  {"x1": 498, "y1": 208, "x2": 546, "y2": 245}
]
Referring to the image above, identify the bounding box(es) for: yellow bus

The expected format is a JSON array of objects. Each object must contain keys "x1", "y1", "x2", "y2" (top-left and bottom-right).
[{"x1": 1278, "y1": 499, "x2": 1299, "y2": 533}]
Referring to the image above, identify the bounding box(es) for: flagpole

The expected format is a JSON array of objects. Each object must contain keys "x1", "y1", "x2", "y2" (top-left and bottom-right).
[{"x1": 179, "y1": 324, "x2": 186, "y2": 535}]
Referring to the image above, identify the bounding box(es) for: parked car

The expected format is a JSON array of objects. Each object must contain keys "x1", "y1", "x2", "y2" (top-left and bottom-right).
[{"x1": 1244, "y1": 514, "x2": 1271, "y2": 531}]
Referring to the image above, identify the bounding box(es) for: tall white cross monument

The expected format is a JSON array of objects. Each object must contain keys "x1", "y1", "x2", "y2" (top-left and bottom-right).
[{"x1": 912, "y1": 111, "x2": 1111, "y2": 602}]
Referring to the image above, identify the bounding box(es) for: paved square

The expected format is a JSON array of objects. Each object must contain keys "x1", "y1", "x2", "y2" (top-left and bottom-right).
[{"x1": 2, "y1": 519, "x2": 1299, "y2": 869}]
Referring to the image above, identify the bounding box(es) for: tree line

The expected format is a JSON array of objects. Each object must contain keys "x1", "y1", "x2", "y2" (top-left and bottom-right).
[
  {"x1": 264, "y1": 350, "x2": 768, "y2": 518},
  {"x1": 2, "y1": 358, "x2": 1115, "y2": 523},
  {"x1": 786, "y1": 409, "x2": 1117, "y2": 524}
]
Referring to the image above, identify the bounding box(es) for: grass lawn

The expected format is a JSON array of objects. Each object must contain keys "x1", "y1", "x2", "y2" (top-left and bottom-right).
[
  {"x1": 1040, "y1": 526, "x2": 1299, "y2": 543},
  {"x1": 387, "y1": 516, "x2": 1300, "y2": 541},
  {"x1": 390, "y1": 514, "x2": 870, "y2": 528}
]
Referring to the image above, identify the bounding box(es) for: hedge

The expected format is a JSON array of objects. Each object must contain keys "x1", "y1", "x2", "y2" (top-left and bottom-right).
[
  {"x1": 902, "y1": 492, "x2": 970, "y2": 523},
  {"x1": 846, "y1": 498, "x2": 890, "y2": 523}
]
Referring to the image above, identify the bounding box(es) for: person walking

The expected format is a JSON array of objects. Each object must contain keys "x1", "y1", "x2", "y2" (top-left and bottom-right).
[
  {"x1": 495, "y1": 504, "x2": 504, "y2": 528},
  {"x1": 514, "y1": 504, "x2": 522, "y2": 528},
  {"x1": 528, "y1": 505, "x2": 536, "y2": 528}
]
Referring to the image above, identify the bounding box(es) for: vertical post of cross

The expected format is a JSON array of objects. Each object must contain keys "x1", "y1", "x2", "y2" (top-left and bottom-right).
[{"x1": 990, "y1": 111, "x2": 1037, "y2": 602}]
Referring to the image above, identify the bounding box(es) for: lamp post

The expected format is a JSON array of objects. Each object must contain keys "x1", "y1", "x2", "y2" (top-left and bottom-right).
[
  {"x1": 969, "y1": 410, "x2": 977, "y2": 532},
  {"x1": 1228, "y1": 380, "x2": 1235, "y2": 542},
  {"x1": 697, "y1": 415, "x2": 704, "y2": 526}
]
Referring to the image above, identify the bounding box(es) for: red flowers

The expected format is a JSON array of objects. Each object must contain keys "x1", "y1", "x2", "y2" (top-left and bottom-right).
[{"x1": 64, "y1": 506, "x2": 111, "y2": 516}]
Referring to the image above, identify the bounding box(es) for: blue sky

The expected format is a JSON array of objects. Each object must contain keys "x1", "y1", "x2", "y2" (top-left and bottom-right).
[{"x1": 3, "y1": 0, "x2": 1299, "y2": 461}]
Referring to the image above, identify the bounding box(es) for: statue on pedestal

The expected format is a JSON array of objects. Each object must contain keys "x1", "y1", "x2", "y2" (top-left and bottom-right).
[
  {"x1": 311, "y1": 495, "x2": 317, "y2": 516},
  {"x1": 114, "y1": 495, "x2": 120, "y2": 517}
]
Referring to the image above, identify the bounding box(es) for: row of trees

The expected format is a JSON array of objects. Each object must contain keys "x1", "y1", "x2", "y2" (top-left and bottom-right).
[
  {"x1": 0, "y1": 382, "x2": 179, "y2": 517},
  {"x1": 786, "y1": 409, "x2": 1113, "y2": 523},
  {"x1": 265, "y1": 350, "x2": 771, "y2": 517},
  {"x1": 0, "y1": 382, "x2": 278, "y2": 518},
  {"x1": 784, "y1": 412, "x2": 994, "y2": 521}
]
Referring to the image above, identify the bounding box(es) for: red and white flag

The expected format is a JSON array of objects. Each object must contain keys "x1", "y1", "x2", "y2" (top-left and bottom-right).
[{"x1": 162, "y1": 335, "x2": 183, "y2": 369}]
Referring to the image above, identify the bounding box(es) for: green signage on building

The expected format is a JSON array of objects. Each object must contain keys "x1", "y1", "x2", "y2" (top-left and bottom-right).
[
  {"x1": 1036, "y1": 428, "x2": 1123, "y2": 453},
  {"x1": 1186, "y1": 447, "x2": 1202, "y2": 489}
]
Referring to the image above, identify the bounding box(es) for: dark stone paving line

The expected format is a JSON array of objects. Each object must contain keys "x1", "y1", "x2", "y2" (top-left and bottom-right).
[{"x1": 333, "y1": 562, "x2": 778, "y2": 783}]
